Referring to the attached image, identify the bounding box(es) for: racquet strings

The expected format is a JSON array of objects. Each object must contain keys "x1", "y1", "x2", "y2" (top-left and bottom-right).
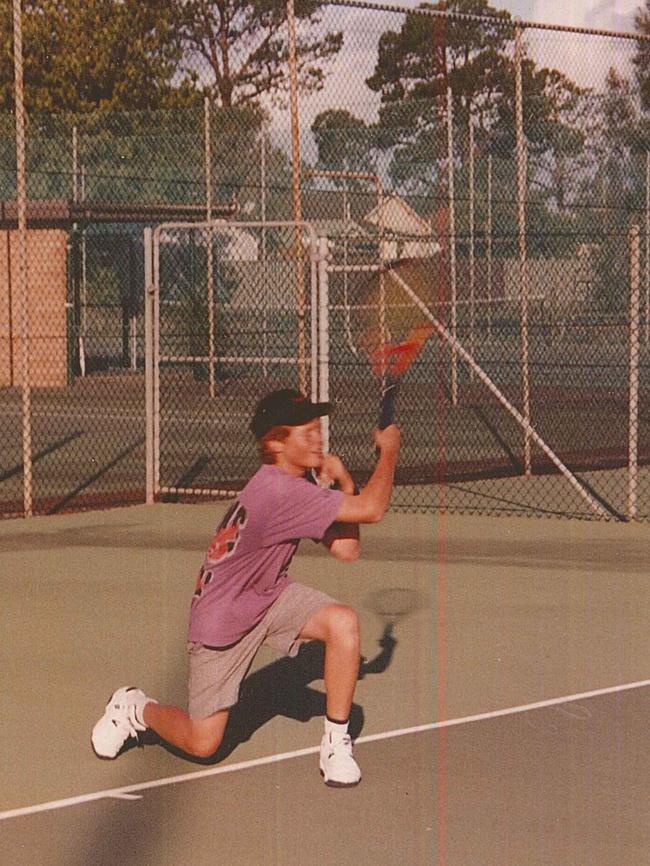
[{"x1": 350, "y1": 257, "x2": 436, "y2": 382}]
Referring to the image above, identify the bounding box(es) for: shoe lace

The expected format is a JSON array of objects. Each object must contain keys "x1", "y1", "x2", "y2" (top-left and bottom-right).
[
  {"x1": 111, "y1": 704, "x2": 138, "y2": 738},
  {"x1": 127, "y1": 702, "x2": 144, "y2": 730},
  {"x1": 331, "y1": 733, "x2": 353, "y2": 756}
]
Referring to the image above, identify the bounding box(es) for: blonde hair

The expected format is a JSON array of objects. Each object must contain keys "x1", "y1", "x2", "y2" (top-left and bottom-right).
[{"x1": 258, "y1": 425, "x2": 291, "y2": 464}]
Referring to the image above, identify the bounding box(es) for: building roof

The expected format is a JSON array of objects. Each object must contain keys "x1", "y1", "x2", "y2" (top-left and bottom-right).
[
  {"x1": 0, "y1": 197, "x2": 237, "y2": 229},
  {"x1": 363, "y1": 194, "x2": 432, "y2": 237},
  {"x1": 308, "y1": 219, "x2": 369, "y2": 239}
]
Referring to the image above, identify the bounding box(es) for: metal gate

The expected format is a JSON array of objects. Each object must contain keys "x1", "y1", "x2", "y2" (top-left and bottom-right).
[{"x1": 144, "y1": 221, "x2": 325, "y2": 503}]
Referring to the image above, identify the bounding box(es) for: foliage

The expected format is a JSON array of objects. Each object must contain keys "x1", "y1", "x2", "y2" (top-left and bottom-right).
[
  {"x1": 177, "y1": 0, "x2": 342, "y2": 107},
  {"x1": 0, "y1": 0, "x2": 191, "y2": 113},
  {"x1": 1, "y1": 0, "x2": 343, "y2": 114},
  {"x1": 587, "y1": 70, "x2": 639, "y2": 314},
  {"x1": 361, "y1": 0, "x2": 588, "y2": 206},
  {"x1": 0, "y1": 100, "x2": 295, "y2": 216},
  {"x1": 633, "y1": 1, "x2": 650, "y2": 111},
  {"x1": 311, "y1": 108, "x2": 377, "y2": 177}
]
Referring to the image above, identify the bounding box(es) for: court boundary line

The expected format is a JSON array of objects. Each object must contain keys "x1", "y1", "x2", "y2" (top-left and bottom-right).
[{"x1": 3, "y1": 677, "x2": 650, "y2": 822}]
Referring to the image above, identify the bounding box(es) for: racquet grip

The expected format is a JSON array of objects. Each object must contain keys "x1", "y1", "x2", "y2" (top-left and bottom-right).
[{"x1": 379, "y1": 381, "x2": 397, "y2": 429}]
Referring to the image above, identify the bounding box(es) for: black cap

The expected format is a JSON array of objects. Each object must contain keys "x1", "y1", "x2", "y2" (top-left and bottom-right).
[{"x1": 250, "y1": 388, "x2": 332, "y2": 439}]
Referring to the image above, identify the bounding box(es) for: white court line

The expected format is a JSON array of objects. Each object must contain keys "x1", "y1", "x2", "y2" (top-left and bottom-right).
[{"x1": 2, "y1": 677, "x2": 650, "y2": 823}]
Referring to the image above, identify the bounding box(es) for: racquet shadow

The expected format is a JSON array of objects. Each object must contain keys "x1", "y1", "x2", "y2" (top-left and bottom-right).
[{"x1": 143, "y1": 625, "x2": 397, "y2": 765}]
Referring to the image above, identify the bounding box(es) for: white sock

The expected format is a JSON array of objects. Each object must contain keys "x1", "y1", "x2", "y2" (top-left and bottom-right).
[
  {"x1": 130, "y1": 691, "x2": 156, "y2": 730},
  {"x1": 324, "y1": 717, "x2": 349, "y2": 741}
]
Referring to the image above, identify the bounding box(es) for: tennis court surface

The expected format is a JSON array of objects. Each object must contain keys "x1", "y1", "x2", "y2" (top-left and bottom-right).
[{"x1": 3, "y1": 502, "x2": 650, "y2": 865}]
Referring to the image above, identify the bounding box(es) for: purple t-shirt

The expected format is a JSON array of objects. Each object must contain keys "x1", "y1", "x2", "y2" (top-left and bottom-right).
[{"x1": 188, "y1": 464, "x2": 345, "y2": 647}]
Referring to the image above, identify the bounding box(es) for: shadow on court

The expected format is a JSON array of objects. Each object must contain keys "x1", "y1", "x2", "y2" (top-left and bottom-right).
[
  {"x1": 0, "y1": 431, "x2": 86, "y2": 484},
  {"x1": 137, "y1": 626, "x2": 397, "y2": 765},
  {"x1": 54, "y1": 630, "x2": 399, "y2": 866}
]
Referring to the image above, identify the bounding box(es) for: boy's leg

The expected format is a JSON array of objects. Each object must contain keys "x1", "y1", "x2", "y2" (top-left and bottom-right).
[
  {"x1": 92, "y1": 625, "x2": 264, "y2": 761},
  {"x1": 91, "y1": 686, "x2": 229, "y2": 760},
  {"x1": 298, "y1": 602, "x2": 362, "y2": 787},
  {"x1": 91, "y1": 590, "x2": 361, "y2": 783},
  {"x1": 143, "y1": 703, "x2": 229, "y2": 759},
  {"x1": 298, "y1": 602, "x2": 361, "y2": 721}
]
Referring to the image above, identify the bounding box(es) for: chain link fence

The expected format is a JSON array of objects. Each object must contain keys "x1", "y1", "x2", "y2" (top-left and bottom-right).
[{"x1": 2, "y1": 0, "x2": 649, "y2": 519}]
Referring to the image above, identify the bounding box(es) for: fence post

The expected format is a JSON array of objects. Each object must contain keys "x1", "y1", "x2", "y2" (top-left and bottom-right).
[
  {"x1": 468, "y1": 108, "x2": 475, "y2": 356},
  {"x1": 286, "y1": 0, "x2": 308, "y2": 393},
  {"x1": 72, "y1": 126, "x2": 78, "y2": 202},
  {"x1": 153, "y1": 230, "x2": 161, "y2": 495},
  {"x1": 144, "y1": 227, "x2": 155, "y2": 505},
  {"x1": 378, "y1": 179, "x2": 386, "y2": 392},
  {"x1": 515, "y1": 20, "x2": 532, "y2": 475},
  {"x1": 629, "y1": 224, "x2": 640, "y2": 521},
  {"x1": 486, "y1": 152, "x2": 493, "y2": 339},
  {"x1": 71, "y1": 126, "x2": 88, "y2": 377},
  {"x1": 204, "y1": 96, "x2": 216, "y2": 398},
  {"x1": 446, "y1": 86, "x2": 458, "y2": 405},
  {"x1": 342, "y1": 180, "x2": 350, "y2": 368},
  {"x1": 317, "y1": 236, "x2": 330, "y2": 453},
  {"x1": 12, "y1": 0, "x2": 33, "y2": 517},
  {"x1": 644, "y1": 150, "x2": 650, "y2": 346},
  {"x1": 310, "y1": 229, "x2": 319, "y2": 401},
  {"x1": 260, "y1": 128, "x2": 269, "y2": 378},
  {"x1": 79, "y1": 165, "x2": 88, "y2": 376}
]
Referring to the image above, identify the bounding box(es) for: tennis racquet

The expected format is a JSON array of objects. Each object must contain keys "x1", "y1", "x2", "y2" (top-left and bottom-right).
[
  {"x1": 371, "y1": 323, "x2": 434, "y2": 428},
  {"x1": 349, "y1": 257, "x2": 438, "y2": 428}
]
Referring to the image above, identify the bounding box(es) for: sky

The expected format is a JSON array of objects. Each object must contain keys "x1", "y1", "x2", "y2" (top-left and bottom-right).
[
  {"x1": 364, "y1": 0, "x2": 640, "y2": 31},
  {"x1": 485, "y1": 0, "x2": 638, "y2": 31},
  {"x1": 284, "y1": 0, "x2": 646, "y2": 144}
]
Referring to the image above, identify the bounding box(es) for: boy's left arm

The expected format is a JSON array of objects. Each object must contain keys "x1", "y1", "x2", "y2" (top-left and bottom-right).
[{"x1": 317, "y1": 455, "x2": 361, "y2": 562}]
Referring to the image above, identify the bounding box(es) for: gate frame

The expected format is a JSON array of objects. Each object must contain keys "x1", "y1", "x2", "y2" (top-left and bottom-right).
[{"x1": 144, "y1": 220, "x2": 325, "y2": 504}]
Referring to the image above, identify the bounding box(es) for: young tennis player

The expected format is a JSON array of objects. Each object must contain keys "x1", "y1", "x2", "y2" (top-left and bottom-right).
[{"x1": 91, "y1": 388, "x2": 400, "y2": 787}]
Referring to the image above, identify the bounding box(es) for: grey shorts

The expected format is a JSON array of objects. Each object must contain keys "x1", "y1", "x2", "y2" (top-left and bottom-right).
[{"x1": 187, "y1": 582, "x2": 335, "y2": 720}]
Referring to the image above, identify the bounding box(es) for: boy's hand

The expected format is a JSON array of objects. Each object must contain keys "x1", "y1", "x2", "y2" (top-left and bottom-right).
[
  {"x1": 374, "y1": 424, "x2": 401, "y2": 455},
  {"x1": 316, "y1": 453, "x2": 353, "y2": 492}
]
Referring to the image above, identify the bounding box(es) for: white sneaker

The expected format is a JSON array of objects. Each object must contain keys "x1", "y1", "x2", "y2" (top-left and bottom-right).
[
  {"x1": 319, "y1": 732, "x2": 361, "y2": 787},
  {"x1": 91, "y1": 686, "x2": 149, "y2": 759}
]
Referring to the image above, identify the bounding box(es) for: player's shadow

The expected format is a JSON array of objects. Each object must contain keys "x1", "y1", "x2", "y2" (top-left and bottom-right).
[{"x1": 150, "y1": 625, "x2": 397, "y2": 765}]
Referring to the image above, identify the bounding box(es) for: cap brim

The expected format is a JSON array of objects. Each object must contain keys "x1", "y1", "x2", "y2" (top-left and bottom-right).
[
  {"x1": 310, "y1": 401, "x2": 333, "y2": 418},
  {"x1": 293, "y1": 401, "x2": 332, "y2": 425}
]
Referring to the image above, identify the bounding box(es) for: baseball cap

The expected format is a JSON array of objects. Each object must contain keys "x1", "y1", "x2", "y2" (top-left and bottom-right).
[{"x1": 250, "y1": 388, "x2": 332, "y2": 439}]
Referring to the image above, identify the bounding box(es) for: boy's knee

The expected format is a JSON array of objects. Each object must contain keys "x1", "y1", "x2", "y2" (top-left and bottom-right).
[
  {"x1": 188, "y1": 733, "x2": 222, "y2": 758},
  {"x1": 327, "y1": 604, "x2": 360, "y2": 643},
  {"x1": 187, "y1": 722, "x2": 225, "y2": 758}
]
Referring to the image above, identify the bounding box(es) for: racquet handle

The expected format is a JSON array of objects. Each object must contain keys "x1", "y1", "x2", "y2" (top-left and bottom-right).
[{"x1": 379, "y1": 381, "x2": 397, "y2": 429}]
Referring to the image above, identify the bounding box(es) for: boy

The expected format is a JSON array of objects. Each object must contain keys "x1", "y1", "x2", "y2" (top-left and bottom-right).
[{"x1": 91, "y1": 388, "x2": 400, "y2": 787}]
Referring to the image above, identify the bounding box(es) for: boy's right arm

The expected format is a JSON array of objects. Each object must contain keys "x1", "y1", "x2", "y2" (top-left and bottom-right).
[{"x1": 334, "y1": 425, "x2": 400, "y2": 525}]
